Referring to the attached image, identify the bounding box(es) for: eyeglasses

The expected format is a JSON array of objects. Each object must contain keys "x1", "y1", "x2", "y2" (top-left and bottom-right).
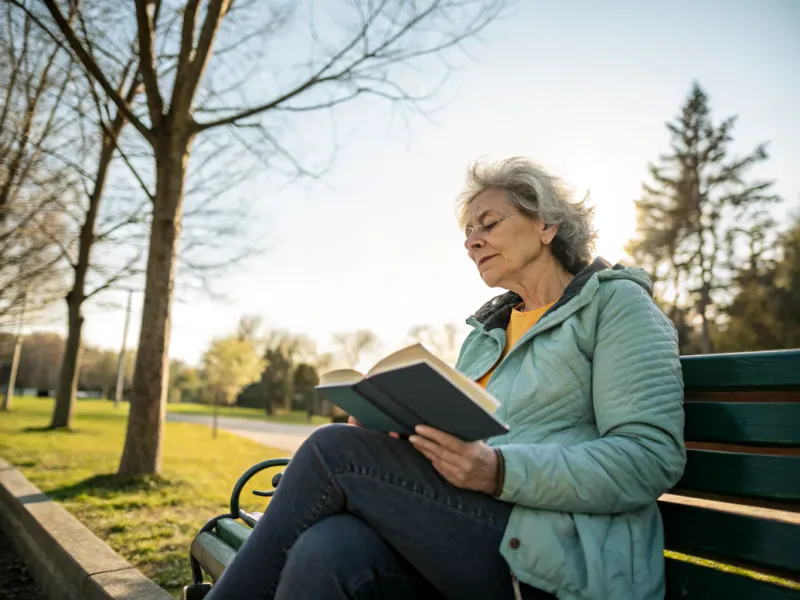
[{"x1": 464, "y1": 213, "x2": 514, "y2": 238}]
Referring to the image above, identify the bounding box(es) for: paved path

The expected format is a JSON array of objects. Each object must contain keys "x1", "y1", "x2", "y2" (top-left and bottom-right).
[{"x1": 167, "y1": 413, "x2": 323, "y2": 454}]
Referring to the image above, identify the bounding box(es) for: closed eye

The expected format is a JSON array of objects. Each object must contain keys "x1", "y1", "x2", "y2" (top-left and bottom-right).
[{"x1": 465, "y1": 218, "x2": 503, "y2": 237}]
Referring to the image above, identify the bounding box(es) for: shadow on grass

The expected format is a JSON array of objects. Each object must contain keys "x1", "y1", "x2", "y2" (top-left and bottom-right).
[
  {"x1": 46, "y1": 473, "x2": 184, "y2": 502},
  {"x1": 22, "y1": 426, "x2": 81, "y2": 434}
]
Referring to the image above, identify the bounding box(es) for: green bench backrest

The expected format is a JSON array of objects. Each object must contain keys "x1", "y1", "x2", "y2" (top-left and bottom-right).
[{"x1": 662, "y1": 349, "x2": 800, "y2": 599}]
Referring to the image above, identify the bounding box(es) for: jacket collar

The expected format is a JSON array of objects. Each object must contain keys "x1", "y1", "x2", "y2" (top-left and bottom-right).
[{"x1": 471, "y1": 257, "x2": 616, "y2": 331}]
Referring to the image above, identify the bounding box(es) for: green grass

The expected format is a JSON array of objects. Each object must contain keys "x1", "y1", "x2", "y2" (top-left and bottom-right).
[
  {"x1": 0, "y1": 397, "x2": 292, "y2": 597},
  {"x1": 166, "y1": 401, "x2": 330, "y2": 425}
]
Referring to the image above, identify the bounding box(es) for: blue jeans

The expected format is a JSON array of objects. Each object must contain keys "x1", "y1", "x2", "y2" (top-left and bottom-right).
[{"x1": 206, "y1": 424, "x2": 556, "y2": 600}]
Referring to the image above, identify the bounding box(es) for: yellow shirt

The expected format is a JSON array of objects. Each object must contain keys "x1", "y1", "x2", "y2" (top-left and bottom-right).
[{"x1": 476, "y1": 301, "x2": 555, "y2": 388}]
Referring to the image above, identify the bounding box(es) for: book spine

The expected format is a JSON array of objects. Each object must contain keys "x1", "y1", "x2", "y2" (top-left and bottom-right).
[{"x1": 356, "y1": 380, "x2": 420, "y2": 434}]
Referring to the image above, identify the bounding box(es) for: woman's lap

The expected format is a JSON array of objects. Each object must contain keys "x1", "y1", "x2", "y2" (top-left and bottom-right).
[
  {"x1": 207, "y1": 424, "x2": 554, "y2": 600},
  {"x1": 277, "y1": 514, "x2": 442, "y2": 599}
]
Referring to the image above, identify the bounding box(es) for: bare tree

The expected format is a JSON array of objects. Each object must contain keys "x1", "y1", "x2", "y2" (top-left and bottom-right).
[
  {"x1": 47, "y1": 60, "x2": 147, "y2": 429},
  {"x1": 1, "y1": 3, "x2": 150, "y2": 427},
  {"x1": 235, "y1": 314, "x2": 263, "y2": 342},
  {"x1": 407, "y1": 323, "x2": 462, "y2": 365},
  {"x1": 0, "y1": 3, "x2": 75, "y2": 325},
  {"x1": 331, "y1": 329, "x2": 380, "y2": 369},
  {"x1": 39, "y1": 0, "x2": 507, "y2": 475}
]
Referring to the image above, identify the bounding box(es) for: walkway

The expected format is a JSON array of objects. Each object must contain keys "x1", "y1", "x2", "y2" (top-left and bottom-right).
[{"x1": 166, "y1": 413, "x2": 322, "y2": 453}]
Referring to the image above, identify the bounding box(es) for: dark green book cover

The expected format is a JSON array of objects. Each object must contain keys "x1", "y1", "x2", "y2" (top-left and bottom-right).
[{"x1": 316, "y1": 344, "x2": 507, "y2": 441}]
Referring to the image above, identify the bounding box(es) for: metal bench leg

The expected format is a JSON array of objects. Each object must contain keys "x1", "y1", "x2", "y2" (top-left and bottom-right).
[
  {"x1": 191, "y1": 553, "x2": 204, "y2": 585},
  {"x1": 183, "y1": 582, "x2": 213, "y2": 600}
]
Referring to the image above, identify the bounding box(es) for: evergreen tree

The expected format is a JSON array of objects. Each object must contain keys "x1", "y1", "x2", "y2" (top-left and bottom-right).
[
  {"x1": 717, "y1": 213, "x2": 800, "y2": 351},
  {"x1": 628, "y1": 83, "x2": 780, "y2": 353}
]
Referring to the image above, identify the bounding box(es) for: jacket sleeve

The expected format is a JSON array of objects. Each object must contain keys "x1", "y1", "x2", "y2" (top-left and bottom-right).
[{"x1": 496, "y1": 280, "x2": 687, "y2": 514}]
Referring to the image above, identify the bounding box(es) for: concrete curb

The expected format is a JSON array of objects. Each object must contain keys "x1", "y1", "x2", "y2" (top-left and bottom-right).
[{"x1": 0, "y1": 458, "x2": 173, "y2": 600}]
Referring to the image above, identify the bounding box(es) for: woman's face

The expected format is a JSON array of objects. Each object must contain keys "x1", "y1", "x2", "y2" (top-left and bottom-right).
[{"x1": 463, "y1": 188, "x2": 552, "y2": 288}]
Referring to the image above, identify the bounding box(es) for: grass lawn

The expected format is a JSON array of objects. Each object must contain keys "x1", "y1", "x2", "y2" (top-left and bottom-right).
[
  {"x1": 0, "y1": 397, "x2": 292, "y2": 598},
  {"x1": 167, "y1": 401, "x2": 330, "y2": 426}
]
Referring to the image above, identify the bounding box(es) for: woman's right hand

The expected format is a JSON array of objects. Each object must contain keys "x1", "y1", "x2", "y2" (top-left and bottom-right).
[{"x1": 348, "y1": 416, "x2": 400, "y2": 439}]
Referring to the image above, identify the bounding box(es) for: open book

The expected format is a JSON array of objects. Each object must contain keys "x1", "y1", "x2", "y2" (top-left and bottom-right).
[{"x1": 316, "y1": 343, "x2": 508, "y2": 441}]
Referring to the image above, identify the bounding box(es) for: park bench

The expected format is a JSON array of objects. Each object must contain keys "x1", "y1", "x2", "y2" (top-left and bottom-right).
[{"x1": 184, "y1": 349, "x2": 800, "y2": 600}]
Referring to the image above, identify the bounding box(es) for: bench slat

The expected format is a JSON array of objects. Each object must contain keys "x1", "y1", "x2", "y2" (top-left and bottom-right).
[
  {"x1": 190, "y1": 532, "x2": 236, "y2": 581},
  {"x1": 677, "y1": 450, "x2": 800, "y2": 502},
  {"x1": 660, "y1": 501, "x2": 800, "y2": 574},
  {"x1": 683, "y1": 402, "x2": 800, "y2": 446},
  {"x1": 665, "y1": 558, "x2": 800, "y2": 600},
  {"x1": 216, "y1": 518, "x2": 251, "y2": 551},
  {"x1": 681, "y1": 350, "x2": 800, "y2": 390}
]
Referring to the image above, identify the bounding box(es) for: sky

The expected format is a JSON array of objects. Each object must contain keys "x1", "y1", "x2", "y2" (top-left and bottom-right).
[{"x1": 75, "y1": 0, "x2": 799, "y2": 369}]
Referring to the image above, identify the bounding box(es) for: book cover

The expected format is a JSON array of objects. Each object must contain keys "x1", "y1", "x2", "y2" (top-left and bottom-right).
[{"x1": 316, "y1": 344, "x2": 508, "y2": 441}]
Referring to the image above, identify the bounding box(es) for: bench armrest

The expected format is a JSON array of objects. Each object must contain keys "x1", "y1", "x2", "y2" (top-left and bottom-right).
[{"x1": 229, "y1": 458, "x2": 292, "y2": 518}]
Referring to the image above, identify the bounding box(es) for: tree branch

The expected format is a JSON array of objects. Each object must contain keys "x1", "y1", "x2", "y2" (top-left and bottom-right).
[
  {"x1": 34, "y1": 216, "x2": 76, "y2": 269},
  {"x1": 193, "y1": 0, "x2": 503, "y2": 132},
  {"x1": 85, "y1": 252, "x2": 144, "y2": 300},
  {"x1": 39, "y1": 0, "x2": 153, "y2": 143},
  {"x1": 174, "y1": 0, "x2": 231, "y2": 118},
  {"x1": 95, "y1": 199, "x2": 149, "y2": 241},
  {"x1": 174, "y1": 0, "x2": 200, "y2": 87},
  {"x1": 133, "y1": 0, "x2": 165, "y2": 126}
]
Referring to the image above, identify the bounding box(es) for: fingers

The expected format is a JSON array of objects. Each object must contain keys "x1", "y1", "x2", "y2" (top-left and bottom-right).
[
  {"x1": 435, "y1": 460, "x2": 469, "y2": 487},
  {"x1": 421, "y1": 452, "x2": 470, "y2": 489},
  {"x1": 414, "y1": 425, "x2": 463, "y2": 452},
  {"x1": 409, "y1": 434, "x2": 472, "y2": 472}
]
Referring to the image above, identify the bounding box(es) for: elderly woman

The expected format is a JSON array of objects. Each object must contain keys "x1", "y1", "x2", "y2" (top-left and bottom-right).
[{"x1": 207, "y1": 158, "x2": 686, "y2": 600}]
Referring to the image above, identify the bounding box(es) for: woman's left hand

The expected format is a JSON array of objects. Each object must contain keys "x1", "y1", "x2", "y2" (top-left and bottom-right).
[{"x1": 409, "y1": 425, "x2": 498, "y2": 494}]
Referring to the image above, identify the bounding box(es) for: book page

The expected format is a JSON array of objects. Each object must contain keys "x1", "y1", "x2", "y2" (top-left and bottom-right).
[
  {"x1": 368, "y1": 344, "x2": 499, "y2": 414},
  {"x1": 318, "y1": 369, "x2": 365, "y2": 387},
  {"x1": 367, "y1": 344, "x2": 432, "y2": 375}
]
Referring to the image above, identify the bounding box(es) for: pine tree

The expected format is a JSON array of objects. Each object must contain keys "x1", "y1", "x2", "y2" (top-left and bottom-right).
[{"x1": 628, "y1": 83, "x2": 780, "y2": 353}]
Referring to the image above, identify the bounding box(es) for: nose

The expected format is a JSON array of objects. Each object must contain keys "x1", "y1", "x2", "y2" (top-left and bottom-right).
[{"x1": 464, "y1": 230, "x2": 484, "y2": 251}]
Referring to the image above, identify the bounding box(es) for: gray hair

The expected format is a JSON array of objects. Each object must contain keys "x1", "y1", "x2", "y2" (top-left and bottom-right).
[{"x1": 457, "y1": 157, "x2": 596, "y2": 273}]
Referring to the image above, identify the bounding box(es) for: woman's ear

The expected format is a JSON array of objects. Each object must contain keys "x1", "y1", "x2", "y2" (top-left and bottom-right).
[{"x1": 541, "y1": 223, "x2": 559, "y2": 245}]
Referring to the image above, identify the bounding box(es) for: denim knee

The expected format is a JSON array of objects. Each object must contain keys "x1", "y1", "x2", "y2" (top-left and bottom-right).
[
  {"x1": 304, "y1": 422, "x2": 362, "y2": 449},
  {"x1": 276, "y1": 514, "x2": 418, "y2": 599}
]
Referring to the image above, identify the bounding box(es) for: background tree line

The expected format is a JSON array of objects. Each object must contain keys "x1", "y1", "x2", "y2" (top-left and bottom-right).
[{"x1": 0, "y1": 318, "x2": 464, "y2": 421}]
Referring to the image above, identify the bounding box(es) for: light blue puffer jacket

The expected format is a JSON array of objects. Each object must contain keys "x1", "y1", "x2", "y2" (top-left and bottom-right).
[{"x1": 455, "y1": 259, "x2": 686, "y2": 600}]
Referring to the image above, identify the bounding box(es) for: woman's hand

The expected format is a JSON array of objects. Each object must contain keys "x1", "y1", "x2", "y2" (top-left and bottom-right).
[{"x1": 410, "y1": 425, "x2": 498, "y2": 494}]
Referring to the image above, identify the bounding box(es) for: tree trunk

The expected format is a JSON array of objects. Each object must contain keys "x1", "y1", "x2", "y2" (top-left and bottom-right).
[
  {"x1": 50, "y1": 297, "x2": 83, "y2": 427},
  {"x1": 0, "y1": 335, "x2": 22, "y2": 410},
  {"x1": 284, "y1": 366, "x2": 295, "y2": 412},
  {"x1": 699, "y1": 304, "x2": 714, "y2": 354},
  {"x1": 118, "y1": 134, "x2": 191, "y2": 476},
  {"x1": 261, "y1": 379, "x2": 274, "y2": 415},
  {"x1": 49, "y1": 125, "x2": 117, "y2": 429}
]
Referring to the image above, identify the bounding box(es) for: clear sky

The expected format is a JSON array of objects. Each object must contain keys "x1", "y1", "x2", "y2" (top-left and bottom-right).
[{"x1": 79, "y1": 0, "x2": 800, "y2": 368}]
